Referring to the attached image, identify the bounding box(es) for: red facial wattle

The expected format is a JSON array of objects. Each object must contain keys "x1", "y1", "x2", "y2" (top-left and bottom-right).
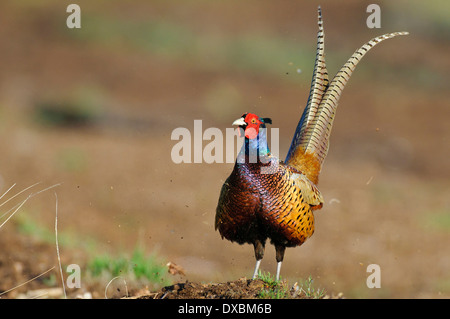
[
  {"x1": 245, "y1": 126, "x2": 259, "y2": 139},
  {"x1": 244, "y1": 114, "x2": 262, "y2": 139}
]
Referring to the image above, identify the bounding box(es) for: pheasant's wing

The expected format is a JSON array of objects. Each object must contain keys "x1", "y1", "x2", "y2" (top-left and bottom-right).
[
  {"x1": 290, "y1": 172, "x2": 323, "y2": 207},
  {"x1": 259, "y1": 169, "x2": 324, "y2": 246},
  {"x1": 286, "y1": 6, "x2": 328, "y2": 164}
]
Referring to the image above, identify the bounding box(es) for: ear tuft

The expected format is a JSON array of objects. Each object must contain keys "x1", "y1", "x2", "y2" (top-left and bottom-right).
[{"x1": 262, "y1": 118, "x2": 272, "y2": 125}]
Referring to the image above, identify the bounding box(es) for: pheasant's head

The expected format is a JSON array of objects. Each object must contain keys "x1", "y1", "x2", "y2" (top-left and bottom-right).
[{"x1": 232, "y1": 113, "x2": 272, "y2": 139}]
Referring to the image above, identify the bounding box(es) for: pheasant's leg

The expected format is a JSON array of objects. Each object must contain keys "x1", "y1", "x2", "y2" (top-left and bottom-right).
[
  {"x1": 252, "y1": 260, "x2": 261, "y2": 279},
  {"x1": 275, "y1": 262, "x2": 282, "y2": 281},
  {"x1": 252, "y1": 240, "x2": 265, "y2": 279},
  {"x1": 275, "y1": 245, "x2": 286, "y2": 281}
]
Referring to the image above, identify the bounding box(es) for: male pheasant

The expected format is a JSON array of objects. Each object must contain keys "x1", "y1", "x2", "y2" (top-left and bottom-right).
[{"x1": 215, "y1": 6, "x2": 408, "y2": 280}]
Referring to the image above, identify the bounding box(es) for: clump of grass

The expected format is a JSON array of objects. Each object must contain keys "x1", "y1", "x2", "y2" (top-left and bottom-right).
[
  {"x1": 87, "y1": 248, "x2": 171, "y2": 289},
  {"x1": 256, "y1": 271, "x2": 290, "y2": 299},
  {"x1": 256, "y1": 271, "x2": 325, "y2": 299},
  {"x1": 296, "y1": 275, "x2": 326, "y2": 299}
]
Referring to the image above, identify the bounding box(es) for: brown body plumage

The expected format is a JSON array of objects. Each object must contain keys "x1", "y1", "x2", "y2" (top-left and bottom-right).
[
  {"x1": 215, "y1": 7, "x2": 408, "y2": 280},
  {"x1": 215, "y1": 131, "x2": 323, "y2": 280},
  {"x1": 216, "y1": 158, "x2": 322, "y2": 246}
]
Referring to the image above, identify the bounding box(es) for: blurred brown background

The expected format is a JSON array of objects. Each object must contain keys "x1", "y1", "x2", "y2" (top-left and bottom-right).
[{"x1": 0, "y1": 0, "x2": 448, "y2": 298}]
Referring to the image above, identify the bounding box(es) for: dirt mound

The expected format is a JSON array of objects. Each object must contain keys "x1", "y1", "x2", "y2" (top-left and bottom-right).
[
  {"x1": 139, "y1": 279, "x2": 269, "y2": 299},
  {"x1": 134, "y1": 278, "x2": 342, "y2": 299}
]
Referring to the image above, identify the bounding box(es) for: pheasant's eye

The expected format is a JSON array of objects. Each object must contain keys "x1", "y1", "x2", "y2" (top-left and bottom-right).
[{"x1": 251, "y1": 118, "x2": 257, "y2": 124}]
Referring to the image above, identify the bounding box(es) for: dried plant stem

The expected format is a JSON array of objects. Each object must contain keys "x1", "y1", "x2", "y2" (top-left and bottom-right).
[
  {"x1": 0, "y1": 183, "x2": 61, "y2": 229},
  {"x1": 0, "y1": 267, "x2": 55, "y2": 297},
  {"x1": 105, "y1": 276, "x2": 129, "y2": 299},
  {"x1": 54, "y1": 192, "x2": 67, "y2": 299}
]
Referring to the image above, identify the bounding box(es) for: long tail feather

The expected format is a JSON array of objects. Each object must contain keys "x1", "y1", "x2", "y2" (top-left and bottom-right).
[
  {"x1": 285, "y1": 9, "x2": 408, "y2": 184},
  {"x1": 286, "y1": 6, "x2": 328, "y2": 163},
  {"x1": 302, "y1": 31, "x2": 409, "y2": 165}
]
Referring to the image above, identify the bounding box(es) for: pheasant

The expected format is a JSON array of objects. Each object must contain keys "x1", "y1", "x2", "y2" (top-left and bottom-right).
[{"x1": 215, "y1": 6, "x2": 408, "y2": 281}]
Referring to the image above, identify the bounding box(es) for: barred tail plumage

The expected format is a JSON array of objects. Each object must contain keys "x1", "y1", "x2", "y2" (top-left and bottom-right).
[
  {"x1": 286, "y1": 6, "x2": 328, "y2": 164},
  {"x1": 302, "y1": 31, "x2": 408, "y2": 165},
  {"x1": 285, "y1": 7, "x2": 408, "y2": 182}
]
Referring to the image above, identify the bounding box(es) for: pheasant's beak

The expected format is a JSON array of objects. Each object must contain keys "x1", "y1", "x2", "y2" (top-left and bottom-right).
[
  {"x1": 232, "y1": 117, "x2": 246, "y2": 138},
  {"x1": 232, "y1": 117, "x2": 246, "y2": 127}
]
